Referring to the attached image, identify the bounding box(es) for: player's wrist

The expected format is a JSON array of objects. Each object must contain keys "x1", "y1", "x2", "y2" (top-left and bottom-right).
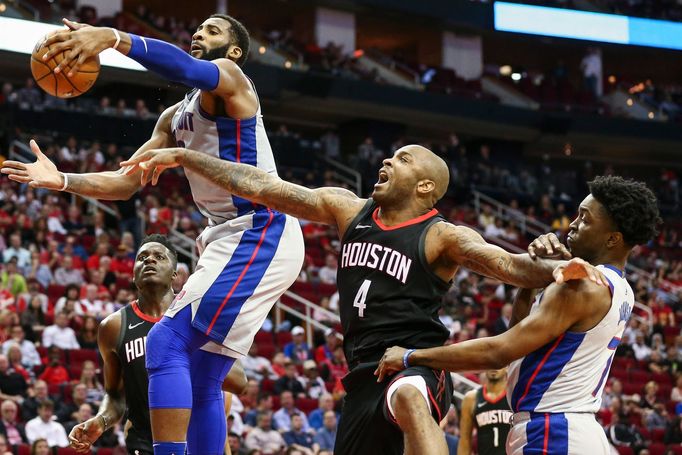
[{"x1": 403, "y1": 349, "x2": 416, "y2": 369}]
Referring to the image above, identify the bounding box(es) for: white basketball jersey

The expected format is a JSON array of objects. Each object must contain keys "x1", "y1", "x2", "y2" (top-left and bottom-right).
[
  {"x1": 171, "y1": 88, "x2": 278, "y2": 225},
  {"x1": 507, "y1": 265, "x2": 634, "y2": 414}
]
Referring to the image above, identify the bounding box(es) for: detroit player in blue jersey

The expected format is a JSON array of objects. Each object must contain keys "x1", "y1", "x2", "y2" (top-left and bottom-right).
[
  {"x1": 376, "y1": 176, "x2": 661, "y2": 454},
  {"x1": 2, "y1": 14, "x2": 304, "y2": 455}
]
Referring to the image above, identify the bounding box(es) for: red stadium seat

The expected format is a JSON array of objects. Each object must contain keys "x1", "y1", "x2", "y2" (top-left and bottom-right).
[
  {"x1": 254, "y1": 330, "x2": 274, "y2": 345},
  {"x1": 68, "y1": 349, "x2": 99, "y2": 366},
  {"x1": 651, "y1": 428, "x2": 666, "y2": 442},
  {"x1": 97, "y1": 449, "x2": 114, "y2": 455},
  {"x1": 296, "y1": 398, "x2": 318, "y2": 415},
  {"x1": 629, "y1": 369, "x2": 651, "y2": 383},
  {"x1": 649, "y1": 443, "x2": 666, "y2": 455},
  {"x1": 16, "y1": 445, "x2": 30, "y2": 455},
  {"x1": 261, "y1": 379, "x2": 275, "y2": 393},
  {"x1": 667, "y1": 446, "x2": 682, "y2": 455},
  {"x1": 616, "y1": 446, "x2": 634, "y2": 455},
  {"x1": 56, "y1": 448, "x2": 83, "y2": 455},
  {"x1": 47, "y1": 284, "x2": 66, "y2": 302},
  {"x1": 257, "y1": 344, "x2": 276, "y2": 360},
  {"x1": 276, "y1": 331, "x2": 293, "y2": 347}
]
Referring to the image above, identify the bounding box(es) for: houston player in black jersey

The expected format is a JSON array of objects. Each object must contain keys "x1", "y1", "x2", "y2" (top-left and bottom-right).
[
  {"x1": 119, "y1": 144, "x2": 603, "y2": 455},
  {"x1": 67, "y1": 235, "x2": 247, "y2": 454},
  {"x1": 459, "y1": 368, "x2": 512, "y2": 455}
]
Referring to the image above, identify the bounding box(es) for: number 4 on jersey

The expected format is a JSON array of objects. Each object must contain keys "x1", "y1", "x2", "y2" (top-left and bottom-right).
[{"x1": 353, "y1": 280, "x2": 371, "y2": 317}]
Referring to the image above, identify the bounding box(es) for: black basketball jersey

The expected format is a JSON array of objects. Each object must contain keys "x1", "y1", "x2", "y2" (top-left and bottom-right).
[
  {"x1": 337, "y1": 199, "x2": 451, "y2": 368},
  {"x1": 473, "y1": 386, "x2": 512, "y2": 455},
  {"x1": 115, "y1": 301, "x2": 159, "y2": 453}
]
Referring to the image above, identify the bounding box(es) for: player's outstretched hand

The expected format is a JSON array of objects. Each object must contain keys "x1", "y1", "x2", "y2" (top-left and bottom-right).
[
  {"x1": 42, "y1": 18, "x2": 112, "y2": 77},
  {"x1": 68, "y1": 416, "x2": 104, "y2": 453},
  {"x1": 120, "y1": 148, "x2": 185, "y2": 186},
  {"x1": 0, "y1": 140, "x2": 64, "y2": 190},
  {"x1": 528, "y1": 233, "x2": 571, "y2": 260},
  {"x1": 374, "y1": 346, "x2": 408, "y2": 383},
  {"x1": 553, "y1": 257, "x2": 609, "y2": 287}
]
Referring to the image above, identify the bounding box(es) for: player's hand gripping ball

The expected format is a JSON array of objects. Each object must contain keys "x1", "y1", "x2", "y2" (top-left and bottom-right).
[{"x1": 30, "y1": 29, "x2": 100, "y2": 98}]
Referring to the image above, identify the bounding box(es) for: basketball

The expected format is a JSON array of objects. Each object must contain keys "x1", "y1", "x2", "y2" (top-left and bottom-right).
[{"x1": 30, "y1": 30, "x2": 100, "y2": 98}]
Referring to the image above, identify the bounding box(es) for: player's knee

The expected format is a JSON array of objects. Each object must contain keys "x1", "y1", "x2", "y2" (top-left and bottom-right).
[{"x1": 391, "y1": 384, "x2": 427, "y2": 418}]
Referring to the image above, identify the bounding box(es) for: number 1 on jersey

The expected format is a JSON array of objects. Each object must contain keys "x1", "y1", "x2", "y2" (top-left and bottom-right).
[{"x1": 353, "y1": 280, "x2": 371, "y2": 317}]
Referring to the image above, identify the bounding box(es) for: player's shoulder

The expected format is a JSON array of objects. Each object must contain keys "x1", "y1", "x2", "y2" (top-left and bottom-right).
[
  {"x1": 210, "y1": 58, "x2": 250, "y2": 83},
  {"x1": 98, "y1": 307, "x2": 124, "y2": 347}
]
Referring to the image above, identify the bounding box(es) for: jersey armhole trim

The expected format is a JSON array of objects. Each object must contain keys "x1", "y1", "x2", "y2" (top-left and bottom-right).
[
  {"x1": 417, "y1": 219, "x2": 452, "y2": 290},
  {"x1": 115, "y1": 307, "x2": 126, "y2": 355},
  {"x1": 340, "y1": 198, "x2": 375, "y2": 244}
]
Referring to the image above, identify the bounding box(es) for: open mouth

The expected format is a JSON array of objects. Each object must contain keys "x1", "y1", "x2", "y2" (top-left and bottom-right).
[
  {"x1": 142, "y1": 267, "x2": 157, "y2": 274},
  {"x1": 190, "y1": 43, "x2": 203, "y2": 52},
  {"x1": 375, "y1": 169, "x2": 389, "y2": 186}
]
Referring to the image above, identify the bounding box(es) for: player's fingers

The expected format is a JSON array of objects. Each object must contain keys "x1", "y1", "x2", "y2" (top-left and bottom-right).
[
  {"x1": 30, "y1": 139, "x2": 45, "y2": 159},
  {"x1": 0, "y1": 160, "x2": 28, "y2": 170},
  {"x1": 68, "y1": 52, "x2": 88, "y2": 77},
  {"x1": 7, "y1": 175, "x2": 32, "y2": 184},
  {"x1": 54, "y1": 46, "x2": 80, "y2": 74},
  {"x1": 43, "y1": 40, "x2": 72, "y2": 63},
  {"x1": 151, "y1": 167, "x2": 160, "y2": 186},
  {"x1": 43, "y1": 31, "x2": 70, "y2": 49},
  {"x1": 527, "y1": 242, "x2": 538, "y2": 260},
  {"x1": 62, "y1": 18, "x2": 86, "y2": 30},
  {"x1": 552, "y1": 267, "x2": 565, "y2": 284},
  {"x1": 538, "y1": 235, "x2": 553, "y2": 256},
  {"x1": 548, "y1": 234, "x2": 565, "y2": 255}
]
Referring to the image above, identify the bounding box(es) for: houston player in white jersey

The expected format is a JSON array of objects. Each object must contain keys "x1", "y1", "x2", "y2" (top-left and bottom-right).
[
  {"x1": 2, "y1": 14, "x2": 303, "y2": 455},
  {"x1": 376, "y1": 176, "x2": 661, "y2": 454}
]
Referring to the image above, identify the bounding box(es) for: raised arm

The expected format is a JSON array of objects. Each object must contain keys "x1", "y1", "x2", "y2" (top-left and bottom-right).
[
  {"x1": 120, "y1": 148, "x2": 367, "y2": 234},
  {"x1": 375, "y1": 279, "x2": 609, "y2": 379},
  {"x1": 68, "y1": 313, "x2": 125, "y2": 452},
  {"x1": 433, "y1": 223, "x2": 606, "y2": 289},
  {"x1": 1, "y1": 104, "x2": 178, "y2": 200},
  {"x1": 43, "y1": 19, "x2": 247, "y2": 100}
]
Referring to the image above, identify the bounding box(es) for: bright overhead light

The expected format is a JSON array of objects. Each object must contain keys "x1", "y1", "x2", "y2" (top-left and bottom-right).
[
  {"x1": 626, "y1": 98, "x2": 633, "y2": 106},
  {"x1": 499, "y1": 65, "x2": 512, "y2": 76},
  {"x1": 511, "y1": 72, "x2": 522, "y2": 81},
  {"x1": 648, "y1": 112, "x2": 655, "y2": 119},
  {"x1": 258, "y1": 46, "x2": 266, "y2": 54}
]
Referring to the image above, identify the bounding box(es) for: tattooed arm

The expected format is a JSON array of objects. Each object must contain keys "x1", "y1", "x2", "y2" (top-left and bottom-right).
[
  {"x1": 431, "y1": 222, "x2": 563, "y2": 288},
  {"x1": 120, "y1": 148, "x2": 366, "y2": 232}
]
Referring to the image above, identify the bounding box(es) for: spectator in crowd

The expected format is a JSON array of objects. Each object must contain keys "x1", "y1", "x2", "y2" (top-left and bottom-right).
[
  {"x1": 301, "y1": 360, "x2": 326, "y2": 399},
  {"x1": 25, "y1": 401, "x2": 68, "y2": 448},
  {"x1": 0, "y1": 354, "x2": 26, "y2": 403},
  {"x1": 671, "y1": 375, "x2": 682, "y2": 403},
  {"x1": 56, "y1": 384, "x2": 89, "y2": 423},
  {"x1": 318, "y1": 254, "x2": 338, "y2": 285},
  {"x1": 79, "y1": 360, "x2": 104, "y2": 406},
  {"x1": 41, "y1": 312, "x2": 79, "y2": 350},
  {"x1": 580, "y1": 47, "x2": 603, "y2": 98},
  {"x1": 484, "y1": 218, "x2": 505, "y2": 238},
  {"x1": 640, "y1": 381, "x2": 661, "y2": 410},
  {"x1": 632, "y1": 333, "x2": 652, "y2": 361},
  {"x1": 0, "y1": 400, "x2": 27, "y2": 445},
  {"x1": 602, "y1": 379, "x2": 623, "y2": 410},
  {"x1": 77, "y1": 316, "x2": 98, "y2": 350},
  {"x1": 3, "y1": 233, "x2": 30, "y2": 271},
  {"x1": 645, "y1": 403, "x2": 669, "y2": 431},
  {"x1": 17, "y1": 279, "x2": 48, "y2": 315},
  {"x1": 20, "y1": 296, "x2": 46, "y2": 342},
  {"x1": 273, "y1": 391, "x2": 310, "y2": 432},
  {"x1": 283, "y1": 326, "x2": 311, "y2": 364},
  {"x1": 227, "y1": 431, "x2": 249, "y2": 455},
  {"x1": 243, "y1": 393, "x2": 274, "y2": 428},
  {"x1": 1, "y1": 257, "x2": 27, "y2": 298},
  {"x1": 665, "y1": 416, "x2": 682, "y2": 444},
  {"x1": 53, "y1": 255, "x2": 85, "y2": 287},
  {"x1": 282, "y1": 413, "x2": 315, "y2": 453},
  {"x1": 493, "y1": 303, "x2": 513, "y2": 335},
  {"x1": 30, "y1": 438, "x2": 50, "y2": 455},
  {"x1": 274, "y1": 361, "x2": 305, "y2": 397},
  {"x1": 477, "y1": 204, "x2": 495, "y2": 230},
  {"x1": 319, "y1": 345, "x2": 348, "y2": 382},
  {"x1": 606, "y1": 413, "x2": 646, "y2": 454},
  {"x1": 21, "y1": 381, "x2": 57, "y2": 421},
  {"x1": 2, "y1": 325, "x2": 40, "y2": 370},
  {"x1": 244, "y1": 411, "x2": 285, "y2": 454},
  {"x1": 308, "y1": 393, "x2": 338, "y2": 431},
  {"x1": 7, "y1": 345, "x2": 30, "y2": 381},
  {"x1": 38, "y1": 347, "x2": 69, "y2": 387},
  {"x1": 243, "y1": 344, "x2": 277, "y2": 382},
  {"x1": 314, "y1": 329, "x2": 341, "y2": 363},
  {"x1": 28, "y1": 254, "x2": 53, "y2": 291},
  {"x1": 313, "y1": 410, "x2": 337, "y2": 452}
]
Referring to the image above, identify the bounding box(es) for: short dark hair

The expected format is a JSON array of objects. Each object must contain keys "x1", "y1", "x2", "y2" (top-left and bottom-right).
[
  {"x1": 588, "y1": 176, "x2": 661, "y2": 246},
  {"x1": 139, "y1": 234, "x2": 178, "y2": 268},
  {"x1": 38, "y1": 399, "x2": 53, "y2": 410},
  {"x1": 210, "y1": 14, "x2": 250, "y2": 66}
]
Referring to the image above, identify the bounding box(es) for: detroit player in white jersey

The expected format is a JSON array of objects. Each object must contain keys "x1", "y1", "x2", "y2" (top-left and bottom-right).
[
  {"x1": 2, "y1": 14, "x2": 303, "y2": 455},
  {"x1": 376, "y1": 176, "x2": 661, "y2": 454}
]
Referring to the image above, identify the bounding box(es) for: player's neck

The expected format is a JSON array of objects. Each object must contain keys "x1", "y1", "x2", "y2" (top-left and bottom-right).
[
  {"x1": 137, "y1": 286, "x2": 174, "y2": 318},
  {"x1": 592, "y1": 251, "x2": 627, "y2": 273},
  {"x1": 485, "y1": 381, "x2": 506, "y2": 397}
]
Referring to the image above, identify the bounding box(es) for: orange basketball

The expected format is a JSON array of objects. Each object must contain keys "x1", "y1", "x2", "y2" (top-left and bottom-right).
[{"x1": 30, "y1": 30, "x2": 100, "y2": 98}]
